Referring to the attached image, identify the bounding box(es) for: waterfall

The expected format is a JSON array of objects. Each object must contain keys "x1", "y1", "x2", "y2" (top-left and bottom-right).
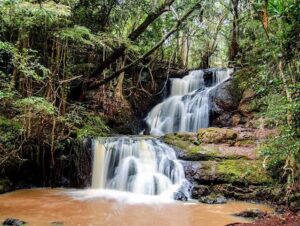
[
  {"x1": 91, "y1": 137, "x2": 190, "y2": 199},
  {"x1": 146, "y1": 68, "x2": 232, "y2": 135}
]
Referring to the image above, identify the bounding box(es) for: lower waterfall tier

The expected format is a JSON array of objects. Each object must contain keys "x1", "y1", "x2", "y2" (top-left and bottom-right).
[{"x1": 91, "y1": 137, "x2": 191, "y2": 200}]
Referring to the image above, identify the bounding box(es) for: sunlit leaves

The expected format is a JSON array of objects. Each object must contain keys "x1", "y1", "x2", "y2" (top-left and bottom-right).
[
  {"x1": 0, "y1": 0, "x2": 71, "y2": 30},
  {"x1": 56, "y1": 25, "x2": 105, "y2": 47}
]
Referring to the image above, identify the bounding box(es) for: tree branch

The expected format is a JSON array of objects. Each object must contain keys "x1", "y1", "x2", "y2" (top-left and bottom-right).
[
  {"x1": 89, "y1": 1, "x2": 202, "y2": 88},
  {"x1": 91, "y1": 0, "x2": 176, "y2": 77}
]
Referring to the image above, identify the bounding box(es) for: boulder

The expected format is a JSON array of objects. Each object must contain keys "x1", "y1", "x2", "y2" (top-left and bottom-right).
[
  {"x1": 212, "y1": 78, "x2": 243, "y2": 127},
  {"x1": 233, "y1": 209, "x2": 265, "y2": 219},
  {"x1": 198, "y1": 128, "x2": 237, "y2": 144},
  {"x1": 2, "y1": 218, "x2": 26, "y2": 226},
  {"x1": 238, "y1": 89, "x2": 256, "y2": 117},
  {"x1": 199, "y1": 194, "x2": 227, "y2": 204},
  {"x1": 213, "y1": 79, "x2": 242, "y2": 112}
]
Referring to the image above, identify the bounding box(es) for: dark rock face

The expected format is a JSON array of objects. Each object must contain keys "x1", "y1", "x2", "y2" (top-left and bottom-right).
[
  {"x1": 212, "y1": 78, "x2": 243, "y2": 127},
  {"x1": 203, "y1": 70, "x2": 214, "y2": 87},
  {"x1": 199, "y1": 194, "x2": 227, "y2": 204},
  {"x1": 1, "y1": 138, "x2": 93, "y2": 191},
  {"x1": 192, "y1": 185, "x2": 210, "y2": 198},
  {"x1": 2, "y1": 218, "x2": 26, "y2": 226}
]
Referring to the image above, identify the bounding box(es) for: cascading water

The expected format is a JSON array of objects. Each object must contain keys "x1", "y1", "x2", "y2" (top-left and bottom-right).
[
  {"x1": 91, "y1": 137, "x2": 191, "y2": 200},
  {"x1": 146, "y1": 69, "x2": 232, "y2": 135}
]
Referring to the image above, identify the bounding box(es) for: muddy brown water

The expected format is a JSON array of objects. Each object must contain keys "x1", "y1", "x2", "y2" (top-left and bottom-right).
[{"x1": 0, "y1": 189, "x2": 272, "y2": 226}]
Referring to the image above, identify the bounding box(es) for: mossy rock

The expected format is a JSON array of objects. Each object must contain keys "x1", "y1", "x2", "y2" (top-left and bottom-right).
[
  {"x1": 198, "y1": 127, "x2": 237, "y2": 144},
  {"x1": 188, "y1": 160, "x2": 273, "y2": 185},
  {"x1": 216, "y1": 160, "x2": 273, "y2": 185}
]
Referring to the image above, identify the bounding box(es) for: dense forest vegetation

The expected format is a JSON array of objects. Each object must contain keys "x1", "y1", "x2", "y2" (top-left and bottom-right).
[{"x1": 0, "y1": 0, "x2": 299, "y2": 205}]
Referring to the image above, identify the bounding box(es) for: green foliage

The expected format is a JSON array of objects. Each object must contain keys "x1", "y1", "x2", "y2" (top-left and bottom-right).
[
  {"x1": 76, "y1": 113, "x2": 110, "y2": 139},
  {"x1": 14, "y1": 97, "x2": 55, "y2": 116},
  {"x1": 0, "y1": 116, "x2": 22, "y2": 149},
  {"x1": 235, "y1": 0, "x2": 300, "y2": 186},
  {"x1": 13, "y1": 49, "x2": 50, "y2": 80},
  {"x1": 0, "y1": 0, "x2": 71, "y2": 30}
]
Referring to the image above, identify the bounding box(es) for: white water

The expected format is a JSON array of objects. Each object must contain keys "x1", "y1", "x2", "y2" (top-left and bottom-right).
[
  {"x1": 91, "y1": 137, "x2": 190, "y2": 200},
  {"x1": 146, "y1": 69, "x2": 232, "y2": 135}
]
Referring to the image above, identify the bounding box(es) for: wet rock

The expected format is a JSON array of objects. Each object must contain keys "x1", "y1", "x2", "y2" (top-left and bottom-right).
[
  {"x1": 233, "y1": 209, "x2": 265, "y2": 219},
  {"x1": 198, "y1": 128, "x2": 237, "y2": 144},
  {"x1": 191, "y1": 185, "x2": 210, "y2": 198},
  {"x1": 275, "y1": 206, "x2": 285, "y2": 214},
  {"x1": 2, "y1": 218, "x2": 26, "y2": 226},
  {"x1": 173, "y1": 191, "x2": 188, "y2": 201},
  {"x1": 203, "y1": 70, "x2": 214, "y2": 87},
  {"x1": 199, "y1": 194, "x2": 227, "y2": 204}
]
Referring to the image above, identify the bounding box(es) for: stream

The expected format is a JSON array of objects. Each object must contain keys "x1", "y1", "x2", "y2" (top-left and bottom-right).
[{"x1": 0, "y1": 189, "x2": 272, "y2": 226}]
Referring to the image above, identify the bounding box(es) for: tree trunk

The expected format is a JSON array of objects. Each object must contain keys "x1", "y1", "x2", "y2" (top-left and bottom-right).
[
  {"x1": 229, "y1": 0, "x2": 239, "y2": 65},
  {"x1": 180, "y1": 32, "x2": 189, "y2": 67},
  {"x1": 114, "y1": 56, "x2": 126, "y2": 100},
  {"x1": 279, "y1": 59, "x2": 293, "y2": 126}
]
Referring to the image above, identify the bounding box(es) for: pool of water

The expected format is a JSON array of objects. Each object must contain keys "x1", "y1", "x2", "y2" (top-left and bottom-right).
[{"x1": 0, "y1": 189, "x2": 272, "y2": 226}]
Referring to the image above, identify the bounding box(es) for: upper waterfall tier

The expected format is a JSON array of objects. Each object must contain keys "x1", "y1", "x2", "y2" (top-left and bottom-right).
[
  {"x1": 91, "y1": 137, "x2": 190, "y2": 199},
  {"x1": 145, "y1": 68, "x2": 233, "y2": 135}
]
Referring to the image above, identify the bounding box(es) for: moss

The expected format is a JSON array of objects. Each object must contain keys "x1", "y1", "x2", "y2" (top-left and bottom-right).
[
  {"x1": 216, "y1": 160, "x2": 273, "y2": 185},
  {"x1": 163, "y1": 133, "x2": 195, "y2": 150},
  {"x1": 235, "y1": 140, "x2": 256, "y2": 147}
]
